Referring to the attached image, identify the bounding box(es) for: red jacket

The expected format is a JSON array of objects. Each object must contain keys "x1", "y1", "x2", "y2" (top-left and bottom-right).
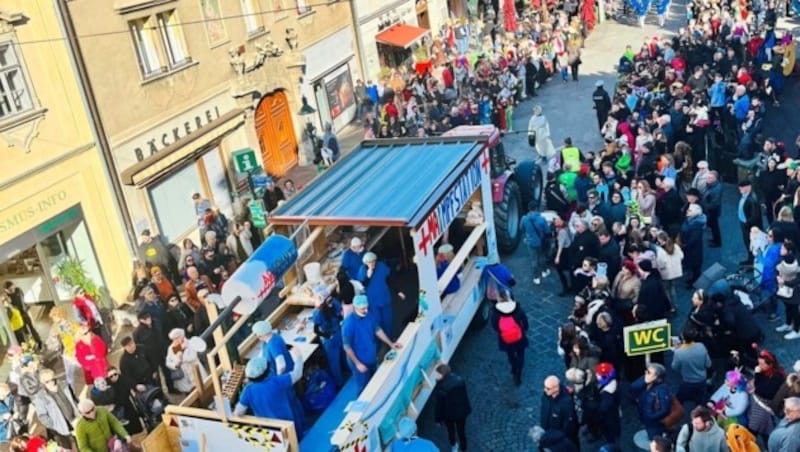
[
  {"x1": 72, "y1": 294, "x2": 101, "y2": 329},
  {"x1": 75, "y1": 334, "x2": 108, "y2": 384}
]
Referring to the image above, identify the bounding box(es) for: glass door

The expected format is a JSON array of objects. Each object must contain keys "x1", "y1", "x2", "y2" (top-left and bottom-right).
[{"x1": 38, "y1": 232, "x2": 72, "y2": 301}]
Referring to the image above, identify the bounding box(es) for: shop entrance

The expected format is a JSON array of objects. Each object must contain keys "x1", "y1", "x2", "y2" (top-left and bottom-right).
[
  {"x1": 255, "y1": 90, "x2": 298, "y2": 178},
  {"x1": 0, "y1": 206, "x2": 105, "y2": 360}
]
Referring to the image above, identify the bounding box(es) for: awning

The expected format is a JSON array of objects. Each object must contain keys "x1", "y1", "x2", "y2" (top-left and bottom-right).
[
  {"x1": 120, "y1": 108, "x2": 245, "y2": 187},
  {"x1": 375, "y1": 24, "x2": 430, "y2": 49}
]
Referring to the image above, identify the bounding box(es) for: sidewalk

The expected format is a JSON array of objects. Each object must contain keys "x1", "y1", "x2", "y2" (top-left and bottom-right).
[{"x1": 279, "y1": 122, "x2": 364, "y2": 189}]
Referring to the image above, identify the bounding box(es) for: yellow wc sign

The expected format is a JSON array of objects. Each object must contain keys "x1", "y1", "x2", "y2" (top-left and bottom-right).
[{"x1": 623, "y1": 320, "x2": 671, "y2": 356}]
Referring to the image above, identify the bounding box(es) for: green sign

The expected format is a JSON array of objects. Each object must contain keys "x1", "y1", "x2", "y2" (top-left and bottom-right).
[
  {"x1": 232, "y1": 148, "x2": 257, "y2": 173},
  {"x1": 38, "y1": 206, "x2": 80, "y2": 235},
  {"x1": 248, "y1": 200, "x2": 267, "y2": 229},
  {"x1": 623, "y1": 320, "x2": 671, "y2": 356}
]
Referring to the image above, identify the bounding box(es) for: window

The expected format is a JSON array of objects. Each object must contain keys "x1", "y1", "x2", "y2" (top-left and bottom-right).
[
  {"x1": 296, "y1": 0, "x2": 310, "y2": 15},
  {"x1": 157, "y1": 11, "x2": 190, "y2": 67},
  {"x1": 0, "y1": 42, "x2": 33, "y2": 120},
  {"x1": 240, "y1": 0, "x2": 263, "y2": 35},
  {"x1": 130, "y1": 17, "x2": 163, "y2": 77},
  {"x1": 129, "y1": 10, "x2": 191, "y2": 79},
  {"x1": 149, "y1": 164, "x2": 204, "y2": 242}
]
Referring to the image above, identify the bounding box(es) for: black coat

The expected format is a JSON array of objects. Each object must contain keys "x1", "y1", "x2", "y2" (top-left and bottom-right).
[
  {"x1": 540, "y1": 386, "x2": 578, "y2": 438},
  {"x1": 491, "y1": 305, "x2": 529, "y2": 351},
  {"x1": 119, "y1": 349, "x2": 156, "y2": 387},
  {"x1": 570, "y1": 230, "x2": 600, "y2": 269},
  {"x1": 434, "y1": 372, "x2": 472, "y2": 422},
  {"x1": 638, "y1": 273, "x2": 670, "y2": 319},
  {"x1": 133, "y1": 324, "x2": 167, "y2": 369},
  {"x1": 598, "y1": 240, "x2": 621, "y2": 283},
  {"x1": 657, "y1": 189, "x2": 683, "y2": 231},
  {"x1": 741, "y1": 192, "x2": 763, "y2": 229}
]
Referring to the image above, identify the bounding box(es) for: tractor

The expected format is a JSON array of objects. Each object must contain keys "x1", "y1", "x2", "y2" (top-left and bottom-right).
[{"x1": 443, "y1": 125, "x2": 542, "y2": 254}]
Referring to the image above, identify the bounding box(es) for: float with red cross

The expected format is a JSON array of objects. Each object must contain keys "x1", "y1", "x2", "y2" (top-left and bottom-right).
[{"x1": 141, "y1": 126, "x2": 538, "y2": 451}]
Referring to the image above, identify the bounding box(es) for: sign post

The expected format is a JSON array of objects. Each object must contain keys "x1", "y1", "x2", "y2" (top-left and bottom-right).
[{"x1": 623, "y1": 319, "x2": 671, "y2": 365}]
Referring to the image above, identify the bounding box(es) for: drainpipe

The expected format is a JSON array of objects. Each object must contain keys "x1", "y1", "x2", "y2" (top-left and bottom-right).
[
  {"x1": 349, "y1": 0, "x2": 369, "y2": 81},
  {"x1": 53, "y1": 0, "x2": 138, "y2": 257}
]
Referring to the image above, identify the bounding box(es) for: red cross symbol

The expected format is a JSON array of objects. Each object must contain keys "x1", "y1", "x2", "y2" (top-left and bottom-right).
[
  {"x1": 417, "y1": 212, "x2": 439, "y2": 256},
  {"x1": 354, "y1": 443, "x2": 367, "y2": 452},
  {"x1": 480, "y1": 149, "x2": 490, "y2": 174}
]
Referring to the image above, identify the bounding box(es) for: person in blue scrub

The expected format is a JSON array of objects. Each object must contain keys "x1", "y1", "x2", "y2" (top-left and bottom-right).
[
  {"x1": 358, "y1": 252, "x2": 399, "y2": 339},
  {"x1": 342, "y1": 295, "x2": 401, "y2": 392},
  {"x1": 389, "y1": 417, "x2": 438, "y2": 452},
  {"x1": 311, "y1": 286, "x2": 345, "y2": 387},
  {"x1": 234, "y1": 356, "x2": 305, "y2": 437},
  {"x1": 437, "y1": 244, "x2": 461, "y2": 296},
  {"x1": 253, "y1": 320, "x2": 294, "y2": 375},
  {"x1": 340, "y1": 237, "x2": 365, "y2": 280}
]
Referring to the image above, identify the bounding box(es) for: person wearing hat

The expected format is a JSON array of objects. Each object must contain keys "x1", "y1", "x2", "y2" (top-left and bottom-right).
[
  {"x1": 341, "y1": 237, "x2": 366, "y2": 280},
  {"x1": 166, "y1": 328, "x2": 206, "y2": 393},
  {"x1": 636, "y1": 259, "x2": 670, "y2": 320},
  {"x1": 253, "y1": 320, "x2": 294, "y2": 376},
  {"x1": 388, "y1": 417, "x2": 438, "y2": 451},
  {"x1": 583, "y1": 362, "x2": 621, "y2": 445},
  {"x1": 357, "y1": 251, "x2": 399, "y2": 339},
  {"x1": 74, "y1": 399, "x2": 132, "y2": 452},
  {"x1": 592, "y1": 80, "x2": 611, "y2": 132},
  {"x1": 691, "y1": 161, "x2": 710, "y2": 195},
  {"x1": 342, "y1": 295, "x2": 401, "y2": 392},
  {"x1": 312, "y1": 286, "x2": 345, "y2": 386},
  {"x1": 737, "y1": 179, "x2": 763, "y2": 265},
  {"x1": 527, "y1": 105, "x2": 557, "y2": 163},
  {"x1": 71, "y1": 287, "x2": 106, "y2": 343},
  {"x1": 492, "y1": 292, "x2": 529, "y2": 386},
  {"x1": 521, "y1": 208, "x2": 552, "y2": 285},
  {"x1": 234, "y1": 356, "x2": 305, "y2": 437}
]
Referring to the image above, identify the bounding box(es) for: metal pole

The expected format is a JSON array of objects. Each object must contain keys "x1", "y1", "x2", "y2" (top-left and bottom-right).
[{"x1": 200, "y1": 296, "x2": 243, "y2": 343}]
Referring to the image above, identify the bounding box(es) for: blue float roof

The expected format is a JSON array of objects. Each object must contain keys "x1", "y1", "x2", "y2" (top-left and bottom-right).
[{"x1": 269, "y1": 138, "x2": 486, "y2": 227}]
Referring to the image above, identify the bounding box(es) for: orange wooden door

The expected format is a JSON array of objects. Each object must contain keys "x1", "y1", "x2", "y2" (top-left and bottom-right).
[{"x1": 255, "y1": 90, "x2": 298, "y2": 177}]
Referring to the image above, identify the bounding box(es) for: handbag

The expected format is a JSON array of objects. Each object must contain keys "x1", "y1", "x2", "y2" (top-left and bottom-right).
[
  {"x1": 777, "y1": 284, "x2": 794, "y2": 298},
  {"x1": 659, "y1": 395, "x2": 685, "y2": 428},
  {"x1": 528, "y1": 133, "x2": 536, "y2": 147},
  {"x1": 170, "y1": 367, "x2": 185, "y2": 381}
]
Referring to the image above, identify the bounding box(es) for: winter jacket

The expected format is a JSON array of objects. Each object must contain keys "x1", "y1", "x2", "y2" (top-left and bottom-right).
[
  {"x1": 630, "y1": 377, "x2": 671, "y2": 430},
  {"x1": 776, "y1": 259, "x2": 800, "y2": 304},
  {"x1": 638, "y1": 273, "x2": 670, "y2": 320},
  {"x1": 491, "y1": 305, "x2": 529, "y2": 352},
  {"x1": 676, "y1": 421, "x2": 729, "y2": 452},
  {"x1": 703, "y1": 182, "x2": 723, "y2": 215},
  {"x1": 433, "y1": 372, "x2": 472, "y2": 422},
  {"x1": 761, "y1": 243, "x2": 782, "y2": 294},
  {"x1": 521, "y1": 212, "x2": 551, "y2": 248},
  {"x1": 655, "y1": 245, "x2": 684, "y2": 281},
  {"x1": 75, "y1": 406, "x2": 129, "y2": 452},
  {"x1": 680, "y1": 214, "x2": 707, "y2": 271},
  {"x1": 768, "y1": 418, "x2": 800, "y2": 452},
  {"x1": 540, "y1": 386, "x2": 578, "y2": 439},
  {"x1": 708, "y1": 81, "x2": 727, "y2": 107}
]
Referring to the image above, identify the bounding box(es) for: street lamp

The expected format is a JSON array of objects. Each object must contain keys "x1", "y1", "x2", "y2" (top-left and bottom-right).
[{"x1": 298, "y1": 96, "x2": 320, "y2": 165}]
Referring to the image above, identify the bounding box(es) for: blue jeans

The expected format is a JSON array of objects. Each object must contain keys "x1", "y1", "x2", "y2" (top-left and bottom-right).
[{"x1": 527, "y1": 244, "x2": 546, "y2": 276}]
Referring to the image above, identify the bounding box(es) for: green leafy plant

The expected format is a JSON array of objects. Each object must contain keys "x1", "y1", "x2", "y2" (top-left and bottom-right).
[{"x1": 54, "y1": 256, "x2": 108, "y2": 307}]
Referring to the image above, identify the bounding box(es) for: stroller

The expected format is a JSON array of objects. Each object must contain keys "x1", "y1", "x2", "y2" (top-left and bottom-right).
[{"x1": 132, "y1": 386, "x2": 168, "y2": 432}]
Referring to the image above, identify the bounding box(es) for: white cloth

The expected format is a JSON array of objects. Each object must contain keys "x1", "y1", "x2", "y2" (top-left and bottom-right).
[
  {"x1": 655, "y1": 245, "x2": 684, "y2": 281},
  {"x1": 527, "y1": 114, "x2": 556, "y2": 159},
  {"x1": 166, "y1": 341, "x2": 208, "y2": 393}
]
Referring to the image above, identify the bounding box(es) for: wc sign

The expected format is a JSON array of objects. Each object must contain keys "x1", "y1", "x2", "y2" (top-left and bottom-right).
[{"x1": 624, "y1": 320, "x2": 671, "y2": 356}]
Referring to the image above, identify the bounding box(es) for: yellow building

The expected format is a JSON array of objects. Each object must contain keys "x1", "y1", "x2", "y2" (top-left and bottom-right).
[{"x1": 0, "y1": 2, "x2": 132, "y2": 343}]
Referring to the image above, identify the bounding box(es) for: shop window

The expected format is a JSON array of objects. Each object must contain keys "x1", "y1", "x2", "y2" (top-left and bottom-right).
[
  {"x1": 0, "y1": 41, "x2": 33, "y2": 120},
  {"x1": 149, "y1": 164, "x2": 204, "y2": 242},
  {"x1": 240, "y1": 0, "x2": 264, "y2": 35},
  {"x1": 129, "y1": 10, "x2": 192, "y2": 80}
]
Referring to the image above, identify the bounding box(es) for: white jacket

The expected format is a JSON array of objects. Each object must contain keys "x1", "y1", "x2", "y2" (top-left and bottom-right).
[{"x1": 656, "y1": 245, "x2": 684, "y2": 280}]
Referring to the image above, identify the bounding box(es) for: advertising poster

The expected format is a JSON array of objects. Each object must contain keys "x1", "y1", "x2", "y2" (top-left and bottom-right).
[{"x1": 324, "y1": 68, "x2": 355, "y2": 120}]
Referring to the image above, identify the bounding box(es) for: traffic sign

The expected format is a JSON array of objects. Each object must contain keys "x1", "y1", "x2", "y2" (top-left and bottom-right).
[
  {"x1": 248, "y1": 200, "x2": 267, "y2": 229},
  {"x1": 232, "y1": 148, "x2": 257, "y2": 173},
  {"x1": 623, "y1": 319, "x2": 671, "y2": 356}
]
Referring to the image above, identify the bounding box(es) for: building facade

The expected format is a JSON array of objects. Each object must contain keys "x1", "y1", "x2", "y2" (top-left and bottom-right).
[
  {"x1": 0, "y1": 2, "x2": 132, "y2": 331},
  {"x1": 62, "y1": 0, "x2": 359, "y2": 249}
]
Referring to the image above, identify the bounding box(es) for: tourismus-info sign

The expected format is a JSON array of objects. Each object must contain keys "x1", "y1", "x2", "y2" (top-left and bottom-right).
[{"x1": 623, "y1": 319, "x2": 671, "y2": 356}]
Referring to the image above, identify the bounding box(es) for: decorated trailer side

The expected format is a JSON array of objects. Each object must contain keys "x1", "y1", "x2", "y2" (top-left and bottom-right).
[{"x1": 141, "y1": 135, "x2": 501, "y2": 451}]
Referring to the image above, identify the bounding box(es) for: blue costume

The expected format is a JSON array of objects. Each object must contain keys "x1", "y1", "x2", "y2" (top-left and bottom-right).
[
  {"x1": 237, "y1": 373, "x2": 305, "y2": 437},
  {"x1": 312, "y1": 299, "x2": 345, "y2": 386},
  {"x1": 340, "y1": 248, "x2": 365, "y2": 280},
  {"x1": 358, "y1": 261, "x2": 394, "y2": 339},
  {"x1": 261, "y1": 334, "x2": 295, "y2": 375},
  {"x1": 342, "y1": 311, "x2": 380, "y2": 391}
]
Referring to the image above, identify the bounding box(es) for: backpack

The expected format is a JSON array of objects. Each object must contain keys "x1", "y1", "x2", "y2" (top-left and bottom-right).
[
  {"x1": 499, "y1": 315, "x2": 523, "y2": 344},
  {"x1": 725, "y1": 423, "x2": 760, "y2": 452}
]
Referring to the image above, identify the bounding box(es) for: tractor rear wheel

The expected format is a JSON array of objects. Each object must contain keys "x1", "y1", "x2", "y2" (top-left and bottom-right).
[
  {"x1": 495, "y1": 179, "x2": 522, "y2": 254},
  {"x1": 514, "y1": 160, "x2": 543, "y2": 211}
]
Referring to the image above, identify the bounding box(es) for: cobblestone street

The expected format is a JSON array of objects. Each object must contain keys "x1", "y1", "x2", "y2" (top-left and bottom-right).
[{"x1": 415, "y1": 5, "x2": 800, "y2": 451}]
